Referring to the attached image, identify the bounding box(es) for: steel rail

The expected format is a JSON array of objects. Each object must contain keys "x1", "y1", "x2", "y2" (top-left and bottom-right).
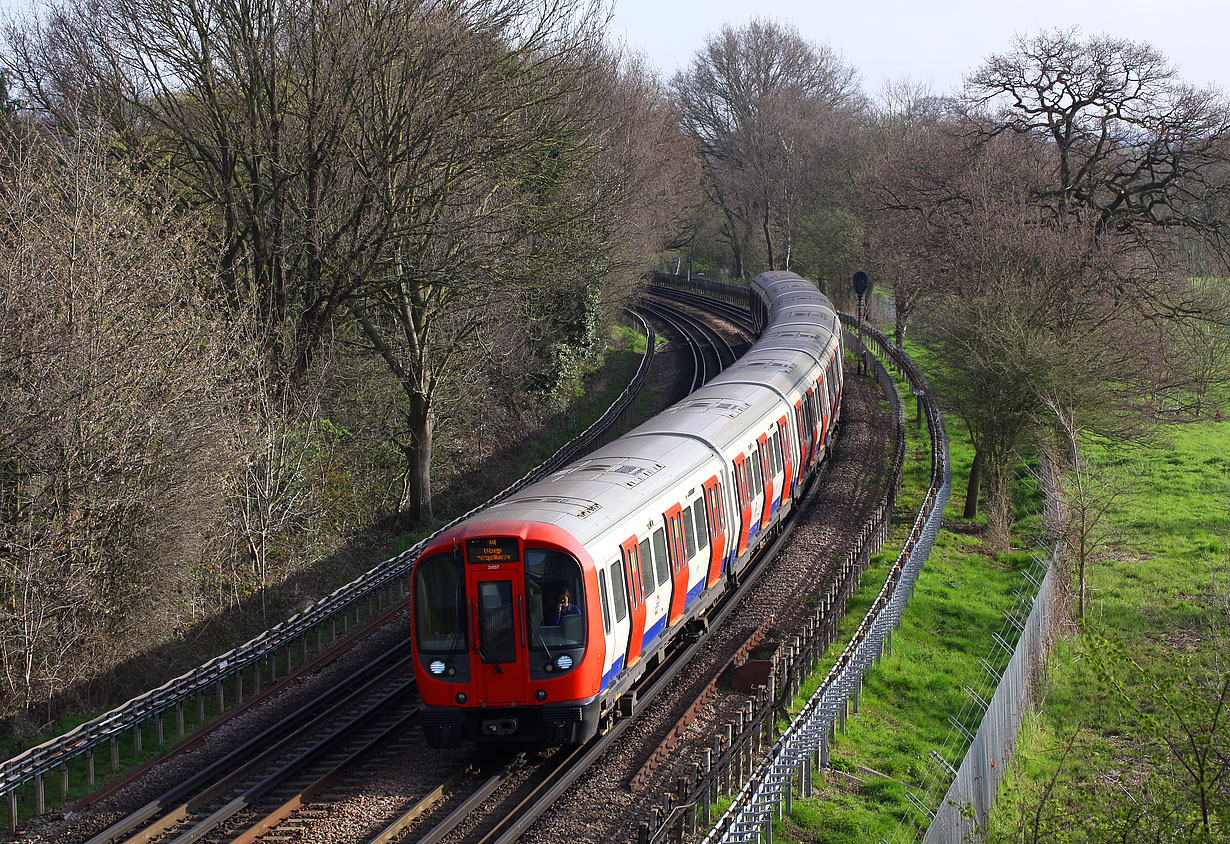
[
  {"x1": 83, "y1": 648, "x2": 416, "y2": 844},
  {"x1": 363, "y1": 765, "x2": 475, "y2": 844},
  {"x1": 2, "y1": 312, "x2": 658, "y2": 832}
]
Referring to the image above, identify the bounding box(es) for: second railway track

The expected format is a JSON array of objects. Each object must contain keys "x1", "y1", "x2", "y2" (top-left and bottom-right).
[{"x1": 26, "y1": 287, "x2": 895, "y2": 844}]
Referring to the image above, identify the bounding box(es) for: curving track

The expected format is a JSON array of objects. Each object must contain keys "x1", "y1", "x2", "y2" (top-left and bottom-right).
[{"x1": 24, "y1": 289, "x2": 892, "y2": 844}]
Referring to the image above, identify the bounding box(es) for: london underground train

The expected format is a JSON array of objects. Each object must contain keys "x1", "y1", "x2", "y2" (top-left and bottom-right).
[{"x1": 411, "y1": 271, "x2": 843, "y2": 747}]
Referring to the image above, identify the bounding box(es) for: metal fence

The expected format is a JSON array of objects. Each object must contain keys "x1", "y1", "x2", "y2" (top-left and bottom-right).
[
  {"x1": 1, "y1": 313, "x2": 657, "y2": 831},
  {"x1": 917, "y1": 564, "x2": 1056, "y2": 843},
  {"x1": 901, "y1": 457, "x2": 1062, "y2": 843},
  {"x1": 693, "y1": 316, "x2": 951, "y2": 844}
]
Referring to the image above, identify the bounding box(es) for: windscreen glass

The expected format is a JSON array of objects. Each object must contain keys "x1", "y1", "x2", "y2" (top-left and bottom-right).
[
  {"x1": 524, "y1": 548, "x2": 585, "y2": 650},
  {"x1": 414, "y1": 553, "x2": 466, "y2": 653}
]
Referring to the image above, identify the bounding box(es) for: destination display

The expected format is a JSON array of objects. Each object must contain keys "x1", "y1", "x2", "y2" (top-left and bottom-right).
[{"x1": 466, "y1": 537, "x2": 519, "y2": 565}]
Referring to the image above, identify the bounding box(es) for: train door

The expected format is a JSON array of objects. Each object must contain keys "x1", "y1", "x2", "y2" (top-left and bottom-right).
[
  {"x1": 599, "y1": 560, "x2": 628, "y2": 687},
  {"x1": 702, "y1": 476, "x2": 726, "y2": 586},
  {"x1": 732, "y1": 454, "x2": 753, "y2": 556},
  {"x1": 466, "y1": 564, "x2": 528, "y2": 707},
  {"x1": 805, "y1": 388, "x2": 820, "y2": 467},
  {"x1": 777, "y1": 417, "x2": 792, "y2": 508},
  {"x1": 817, "y1": 378, "x2": 830, "y2": 455},
  {"x1": 757, "y1": 433, "x2": 773, "y2": 528},
  {"x1": 794, "y1": 399, "x2": 810, "y2": 486},
  {"x1": 620, "y1": 536, "x2": 646, "y2": 668},
  {"x1": 665, "y1": 503, "x2": 689, "y2": 624}
]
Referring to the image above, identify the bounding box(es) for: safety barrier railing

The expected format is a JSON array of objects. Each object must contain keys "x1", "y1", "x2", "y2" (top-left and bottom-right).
[
  {"x1": 1, "y1": 312, "x2": 657, "y2": 831},
  {"x1": 625, "y1": 314, "x2": 947, "y2": 844},
  {"x1": 696, "y1": 315, "x2": 949, "y2": 844}
]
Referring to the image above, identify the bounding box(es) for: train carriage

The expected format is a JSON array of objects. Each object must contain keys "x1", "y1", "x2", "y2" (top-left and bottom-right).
[{"x1": 412, "y1": 271, "x2": 843, "y2": 746}]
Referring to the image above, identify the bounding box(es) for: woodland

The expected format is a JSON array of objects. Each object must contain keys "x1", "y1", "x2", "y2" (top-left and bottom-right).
[{"x1": 0, "y1": 13, "x2": 1228, "y2": 833}]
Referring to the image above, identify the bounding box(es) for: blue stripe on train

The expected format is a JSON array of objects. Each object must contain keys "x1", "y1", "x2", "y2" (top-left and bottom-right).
[
  {"x1": 642, "y1": 614, "x2": 667, "y2": 649},
  {"x1": 687, "y1": 578, "x2": 705, "y2": 603},
  {"x1": 602, "y1": 654, "x2": 626, "y2": 690}
]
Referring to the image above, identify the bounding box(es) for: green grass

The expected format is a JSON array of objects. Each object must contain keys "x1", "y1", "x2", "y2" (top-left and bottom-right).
[
  {"x1": 986, "y1": 422, "x2": 1230, "y2": 841},
  {"x1": 758, "y1": 349, "x2": 1044, "y2": 844}
]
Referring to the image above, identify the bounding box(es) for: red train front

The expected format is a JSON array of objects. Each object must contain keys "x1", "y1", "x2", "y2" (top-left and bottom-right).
[{"x1": 412, "y1": 519, "x2": 605, "y2": 747}]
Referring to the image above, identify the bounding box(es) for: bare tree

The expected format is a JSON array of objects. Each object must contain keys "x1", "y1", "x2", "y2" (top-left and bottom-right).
[
  {"x1": 671, "y1": 17, "x2": 863, "y2": 277},
  {"x1": 0, "y1": 127, "x2": 243, "y2": 718},
  {"x1": 4, "y1": 0, "x2": 389, "y2": 386},
  {"x1": 1042, "y1": 398, "x2": 1138, "y2": 624},
  {"x1": 967, "y1": 28, "x2": 1230, "y2": 254}
]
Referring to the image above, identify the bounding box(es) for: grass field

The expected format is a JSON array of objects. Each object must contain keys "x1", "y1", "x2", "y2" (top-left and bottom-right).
[
  {"x1": 986, "y1": 422, "x2": 1230, "y2": 842},
  {"x1": 763, "y1": 367, "x2": 1040, "y2": 843},
  {"x1": 761, "y1": 410, "x2": 1229, "y2": 842}
]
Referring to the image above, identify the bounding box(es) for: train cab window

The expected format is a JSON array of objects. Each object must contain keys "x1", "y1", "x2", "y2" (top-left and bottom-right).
[
  {"x1": 476, "y1": 581, "x2": 516, "y2": 664},
  {"x1": 598, "y1": 570, "x2": 612, "y2": 635},
  {"x1": 414, "y1": 552, "x2": 467, "y2": 653},
  {"x1": 682, "y1": 506, "x2": 697, "y2": 559},
  {"x1": 692, "y1": 497, "x2": 709, "y2": 550},
  {"x1": 651, "y1": 527, "x2": 670, "y2": 588},
  {"x1": 524, "y1": 548, "x2": 585, "y2": 649},
  {"x1": 639, "y1": 538, "x2": 654, "y2": 596},
  {"x1": 610, "y1": 561, "x2": 628, "y2": 622}
]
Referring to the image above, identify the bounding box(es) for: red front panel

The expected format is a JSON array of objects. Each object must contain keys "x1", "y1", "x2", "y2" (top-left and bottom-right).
[
  {"x1": 665, "y1": 504, "x2": 689, "y2": 624},
  {"x1": 757, "y1": 433, "x2": 773, "y2": 528},
  {"x1": 413, "y1": 520, "x2": 604, "y2": 715},
  {"x1": 621, "y1": 535, "x2": 646, "y2": 668},
  {"x1": 703, "y1": 476, "x2": 725, "y2": 586},
  {"x1": 467, "y1": 564, "x2": 527, "y2": 706}
]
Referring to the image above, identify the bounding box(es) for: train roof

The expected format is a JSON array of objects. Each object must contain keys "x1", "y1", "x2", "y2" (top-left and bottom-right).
[
  {"x1": 473, "y1": 436, "x2": 715, "y2": 543},
  {"x1": 426, "y1": 271, "x2": 839, "y2": 556}
]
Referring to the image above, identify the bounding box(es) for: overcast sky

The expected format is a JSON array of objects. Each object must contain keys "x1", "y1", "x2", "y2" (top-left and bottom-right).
[{"x1": 609, "y1": 0, "x2": 1227, "y2": 97}]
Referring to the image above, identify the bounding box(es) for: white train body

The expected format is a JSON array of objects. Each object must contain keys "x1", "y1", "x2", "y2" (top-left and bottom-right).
[{"x1": 412, "y1": 271, "x2": 844, "y2": 745}]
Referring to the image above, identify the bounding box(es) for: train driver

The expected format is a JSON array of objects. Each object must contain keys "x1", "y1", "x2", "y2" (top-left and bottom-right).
[{"x1": 545, "y1": 586, "x2": 581, "y2": 626}]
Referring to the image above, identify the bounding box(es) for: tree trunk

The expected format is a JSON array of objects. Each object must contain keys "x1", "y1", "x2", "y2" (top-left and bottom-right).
[
  {"x1": 984, "y1": 454, "x2": 1014, "y2": 552},
  {"x1": 762, "y1": 198, "x2": 775, "y2": 270},
  {"x1": 406, "y1": 392, "x2": 433, "y2": 525},
  {"x1": 894, "y1": 315, "x2": 906, "y2": 349},
  {"x1": 963, "y1": 446, "x2": 983, "y2": 519}
]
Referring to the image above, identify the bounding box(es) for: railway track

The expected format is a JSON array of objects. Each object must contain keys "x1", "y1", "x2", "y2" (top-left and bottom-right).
[
  {"x1": 647, "y1": 285, "x2": 757, "y2": 337},
  {"x1": 27, "y1": 289, "x2": 892, "y2": 844},
  {"x1": 634, "y1": 301, "x2": 731, "y2": 391},
  {"x1": 80, "y1": 645, "x2": 420, "y2": 844}
]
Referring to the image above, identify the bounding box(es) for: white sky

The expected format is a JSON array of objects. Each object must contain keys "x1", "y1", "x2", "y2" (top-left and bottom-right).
[
  {"x1": 0, "y1": 0, "x2": 1222, "y2": 97},
  {"x1": 609, "y1": 0, "x2": 1228, "y2": 97}
]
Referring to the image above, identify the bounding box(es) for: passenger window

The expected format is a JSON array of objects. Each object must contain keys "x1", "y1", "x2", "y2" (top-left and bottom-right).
[
  {"x1": 598, "y1": 570, "x2": 612, "y2": 635},
  {"x1": 610, "y1": 561, "x2": 628, "y2": 622},
  {"x1": 692, "y1": 497, "x2": 709, "y2": 550},
  {"x1": 772, "y1": 432, "x2": 783, "y2": 473},
  {"x1": 751, "y1": 449, "x2": 763, "y2": 496},
  {"x1": 639, "y1": 538, "x2": 653, "y2": 596},
  {"x1": 682, "y1": 506, "x2": 697, "y2": 558},
  {"x1": 652, "y1": 528, "x2": 670, "y2": 587}
]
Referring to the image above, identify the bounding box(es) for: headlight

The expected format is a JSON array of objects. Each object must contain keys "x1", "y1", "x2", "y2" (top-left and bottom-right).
[
  {"x1": 429, "y1": 659, "x2": 447, "y2": 675},
  {"x1": 555, "y1": 654, "x2": 574, "y2": 671}
]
